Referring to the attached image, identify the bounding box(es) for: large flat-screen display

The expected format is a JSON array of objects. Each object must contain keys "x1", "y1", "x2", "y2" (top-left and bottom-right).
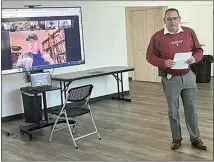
[{"x1": 1, "y1": 7, "x2": 85, "y2": 74}]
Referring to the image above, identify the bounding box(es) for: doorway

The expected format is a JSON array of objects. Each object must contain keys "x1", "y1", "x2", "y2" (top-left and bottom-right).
[{"x1": 125, "y1": 7, "x2": 167, "y2": 83}]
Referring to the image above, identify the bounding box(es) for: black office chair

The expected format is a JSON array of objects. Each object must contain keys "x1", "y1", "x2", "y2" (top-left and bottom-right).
[{"x1": 48, "y1": 84, "x2": 101, "y2": 148}]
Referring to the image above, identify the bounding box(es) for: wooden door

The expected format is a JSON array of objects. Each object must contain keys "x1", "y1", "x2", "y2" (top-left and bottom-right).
[{"x1": 130, "y1": 8, "x2": 163, "y2": 82}]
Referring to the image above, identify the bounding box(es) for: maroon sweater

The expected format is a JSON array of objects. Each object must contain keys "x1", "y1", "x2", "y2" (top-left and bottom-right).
[{"x1": 146, "y1": 26, "x2": 203, "y2": 76}]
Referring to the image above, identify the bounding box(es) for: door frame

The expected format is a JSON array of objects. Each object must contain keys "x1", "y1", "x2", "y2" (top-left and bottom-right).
[{"x1": 125, "y1": 6, "x2": 167, "y2": 81}]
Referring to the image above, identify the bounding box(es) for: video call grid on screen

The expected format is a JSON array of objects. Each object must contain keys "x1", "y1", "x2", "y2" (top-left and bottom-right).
[{"x1": 1, "y1": 7, "x2": 85, "y2": 74}]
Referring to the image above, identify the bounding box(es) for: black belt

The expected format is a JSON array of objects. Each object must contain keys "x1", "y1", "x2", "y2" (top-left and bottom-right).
[{"x1": 170, "y1": 69, "x2": 190, "y2": 77}]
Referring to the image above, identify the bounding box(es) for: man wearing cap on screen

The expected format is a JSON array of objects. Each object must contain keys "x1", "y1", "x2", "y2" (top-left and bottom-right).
[{"x1": 16, "y1": 34, "x2": 54, "y2": 68}]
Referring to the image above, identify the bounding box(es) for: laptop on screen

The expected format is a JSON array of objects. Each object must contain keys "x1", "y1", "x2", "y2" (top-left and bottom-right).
[{"x1": 30, "y1": 72, "x2": 52, "y2": 88}]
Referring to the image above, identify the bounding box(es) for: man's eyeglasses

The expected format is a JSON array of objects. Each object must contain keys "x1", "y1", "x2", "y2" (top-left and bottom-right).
[{"x1": 166, "y1": 17, "x2": 180, "y2": 21}]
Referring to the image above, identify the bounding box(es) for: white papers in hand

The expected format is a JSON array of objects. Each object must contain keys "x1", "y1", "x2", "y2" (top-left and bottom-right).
[{"x1": 171, "y1": 52, "x2": 192, "y2": 69}]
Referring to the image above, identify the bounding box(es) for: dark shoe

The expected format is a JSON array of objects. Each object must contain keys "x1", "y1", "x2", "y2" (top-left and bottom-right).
[
  {"x1": 171, "y1": 138, "x2": 182, "y2": 150},
  {"x1": 191, "y1": 138, "x2": 207, "y2": 150}
]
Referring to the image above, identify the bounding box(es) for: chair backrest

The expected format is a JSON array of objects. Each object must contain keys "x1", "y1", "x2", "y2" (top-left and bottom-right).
[{"x1": 67, "y1": 84, "x2": 93, "y2": 103}]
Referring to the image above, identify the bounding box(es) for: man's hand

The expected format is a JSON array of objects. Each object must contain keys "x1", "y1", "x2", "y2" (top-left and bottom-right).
[
  {"x1": 165, "y1": 59, "x2": 174, "y2": 68},
  {"x1": 186, "y1": 56, "x2": 196, "y2": 64},
  {"x1": 43, "y1": 54, "x2": 54, "y2": 64},
  {"x1": 24, "y1": 58, "x2": 33, "y2": 68}
]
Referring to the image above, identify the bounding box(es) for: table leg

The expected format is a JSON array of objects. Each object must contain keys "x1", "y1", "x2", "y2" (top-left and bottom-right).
[
  {"x1": 60, "y1": 81, "x2": 63, "y2": 106},
  {"x1": 63, "y1": 81, "x2": 67, "y2": 100},
  {"x1": 112, "y1": 72, "x2": 131, "y2": 102},
  {"x1": 42, "y1": 92, "x2": 48, "y2": 123}
]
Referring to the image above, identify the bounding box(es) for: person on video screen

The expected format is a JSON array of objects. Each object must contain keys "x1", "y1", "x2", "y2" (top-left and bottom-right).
[{"x1": 16, "y1": 34, "x2": 54, "y2": 68}]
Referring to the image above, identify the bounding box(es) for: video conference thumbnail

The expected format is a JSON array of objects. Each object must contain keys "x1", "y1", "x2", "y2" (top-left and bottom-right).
[
  {"x1": 9, "y1": 29, "x2": 67, "y2": 69},
  {"x1": 2, "y1": 19, "x2": 72, "y2": 32}
]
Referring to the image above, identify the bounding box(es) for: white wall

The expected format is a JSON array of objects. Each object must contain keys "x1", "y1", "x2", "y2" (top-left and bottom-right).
[{"x1": 2, "y1": 1, "x2": 213, "y2": 117}]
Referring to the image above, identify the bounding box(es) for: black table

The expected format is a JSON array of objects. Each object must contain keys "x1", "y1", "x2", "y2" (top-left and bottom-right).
[
  {"x1": 19, "y1": 86, "x2": 75, "y2": 141},
  {"x1": 52, "y1": 66, "x2": 135, "y2": 104}
]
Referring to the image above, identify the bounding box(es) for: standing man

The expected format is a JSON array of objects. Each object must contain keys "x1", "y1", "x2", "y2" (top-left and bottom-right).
[{"x1": 146, "y1": 8, "x2": 207, "y2": 150}]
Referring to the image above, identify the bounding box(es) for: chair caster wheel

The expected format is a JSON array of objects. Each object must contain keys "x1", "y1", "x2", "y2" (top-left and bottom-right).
[
  {"x1": 75, "y1": 147, "x2": 78, "y2": 149},
  {"x1": 30, "y1": 138, "x2": 34, "y2": 141},
  {"x1": 99, "y1": 137, "x2": 101, "y2": 140},
  {"x1": 29, "y1": 136, "x2": 34, "y2": 141}
]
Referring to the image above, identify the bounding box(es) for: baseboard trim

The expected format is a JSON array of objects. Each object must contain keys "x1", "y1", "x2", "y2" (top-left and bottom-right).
[
  {"x1": 1, "y1": 113, "x2": 24, "y2": 123},
  {"x1": 1, "y1": 91, "x2": 129, "y2": 123}
]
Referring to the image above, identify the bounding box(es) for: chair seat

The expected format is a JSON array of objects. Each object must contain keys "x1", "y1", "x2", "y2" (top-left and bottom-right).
[{"x1": 51, "y1": 105, "x2": 90, "y2": 118}]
